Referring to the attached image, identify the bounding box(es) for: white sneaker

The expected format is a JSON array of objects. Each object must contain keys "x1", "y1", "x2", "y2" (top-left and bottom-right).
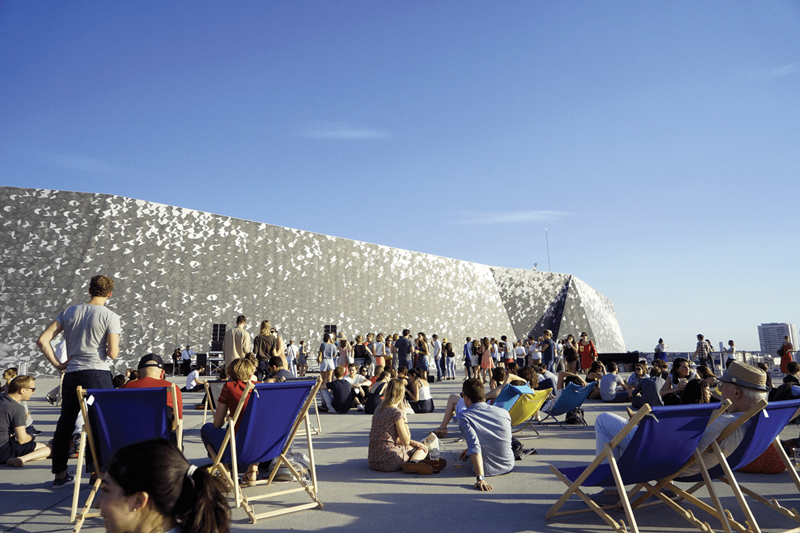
[{"x1": 357, "y1": 404, "x2": 364, "y2": 411}]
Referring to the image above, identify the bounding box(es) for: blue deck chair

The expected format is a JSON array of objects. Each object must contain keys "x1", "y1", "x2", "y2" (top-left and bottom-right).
[
  {"x1": 546, "y1": 401, "x2": 739, "y2": 533},
  {"x1": 538, "y1": 382, "x2": 595, "y2": 428},
  {"x1": 645, "y1": 399, "x2": 800, "y2": 533},
  {"x1": 492, "y1": 383, "x2": 535, "y2": 411},
  {"x1": 208, "y1": 378, "x2": 323, "y2": 523},
  {"x1": 71, "y1": 385, "x2": 182, "y2": 533}
]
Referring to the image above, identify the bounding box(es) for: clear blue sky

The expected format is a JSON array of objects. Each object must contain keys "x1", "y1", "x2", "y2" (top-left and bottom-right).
[{"x1": 2, "y1": 1, "x2": 798, "y2": 352}]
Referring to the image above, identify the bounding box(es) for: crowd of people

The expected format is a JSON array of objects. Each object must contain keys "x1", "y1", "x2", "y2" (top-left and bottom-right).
[{"x1": 0, "y1": 274, "x2": 796, "y2": 532}]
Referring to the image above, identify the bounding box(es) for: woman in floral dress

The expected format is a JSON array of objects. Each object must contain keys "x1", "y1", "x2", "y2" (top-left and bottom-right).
[{"x1": 368, "y1": 379, "x2": 429, "y2": 473}]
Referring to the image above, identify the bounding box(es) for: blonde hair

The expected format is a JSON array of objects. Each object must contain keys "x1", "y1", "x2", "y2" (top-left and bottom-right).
[
  {"x1": 259, "y1": 320, "x2": 271, "y2": 337},
  {"x1": 378, "y1": 379, "x2": 405, "y2": 412},
  {"x1": 229, "y1": 358, "x2": 255, "y2": 381},
  {"x1": 376, "y1": 333, "x2": 384, "y2": 343},
  {"x1": 355, "y1": 334, "x2": 363, "y2": 343}
]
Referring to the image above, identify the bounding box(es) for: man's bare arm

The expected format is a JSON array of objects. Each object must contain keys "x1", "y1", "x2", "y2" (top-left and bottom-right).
[
  {"x1": 106, "y1": 333, "x2": 120, "y2": 360},
  {"x1": 37, "y1": 321, "x2": 65, "y2": 371}
]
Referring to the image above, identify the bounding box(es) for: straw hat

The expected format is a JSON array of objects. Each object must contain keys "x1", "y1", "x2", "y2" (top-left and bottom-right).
[{"x1": 719, "y1": 361, "x2": 769, "y2": 391}]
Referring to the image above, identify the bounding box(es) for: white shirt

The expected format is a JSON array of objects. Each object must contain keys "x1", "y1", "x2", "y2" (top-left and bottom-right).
[
  {"x1": 432, "y1": 340, "x2": 442, "y2": 358},
  {"x1": 185, "y1": 369, "x2": 200, "y2": 390}
]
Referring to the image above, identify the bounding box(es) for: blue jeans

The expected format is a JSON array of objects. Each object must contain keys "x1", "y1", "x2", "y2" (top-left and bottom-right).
[{"x1": 52, "y1": 369, "x2": 113, "y2": 474}]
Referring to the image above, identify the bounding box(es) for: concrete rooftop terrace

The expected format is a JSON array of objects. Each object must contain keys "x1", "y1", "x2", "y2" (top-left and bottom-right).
[{"x1": 3, "y1": 374, "x2": 800, "y2": 533}]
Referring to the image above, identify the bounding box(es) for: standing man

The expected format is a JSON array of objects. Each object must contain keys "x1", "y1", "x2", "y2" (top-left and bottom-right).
[
  {"x1": 540, "y1": 330, "x2": 557, "y2": 373},
  {"x1": 394, "y1": 329, "x2": 414, "y2": 371},
  {"x1": 37, "y1": 274, "x2": 120, "y2": 489},
  {"x1": 222, "y1": 315, "x2": 251, "y2": 368},
  {"x1": 694, "y1": 334, "x2": 714, "y2": 375},
  {"x1": 432, "y1": 334, "x2": 443, "y2": 382},
  {"x1": 285, "y1": 340, "x2": 298, "y2": 377},
  {"x1": 463, "y1": 337, "x2": 474, "y2": 379},
  {"x1": 180, "y1": 345, "x2": 196, "y2": 377}
]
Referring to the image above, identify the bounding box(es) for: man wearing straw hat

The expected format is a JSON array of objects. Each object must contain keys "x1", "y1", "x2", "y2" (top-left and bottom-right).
[{"x1": 592, "y1": 361, "x2": 768, "y2": 498}]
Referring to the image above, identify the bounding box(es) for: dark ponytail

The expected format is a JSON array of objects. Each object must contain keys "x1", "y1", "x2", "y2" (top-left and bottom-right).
[{"x1": 108, "y1": 439, "x2": 230, "y2": 533}]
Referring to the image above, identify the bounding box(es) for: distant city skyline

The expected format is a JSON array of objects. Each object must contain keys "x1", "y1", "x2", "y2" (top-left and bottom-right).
[{"x1": 2, "y1": 2, "x2": 798, "y2": 351}]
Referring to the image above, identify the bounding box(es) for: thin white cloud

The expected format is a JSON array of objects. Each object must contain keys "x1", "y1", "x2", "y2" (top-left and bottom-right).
[
  {"x1": 41, "y1": 152, "x2": 126, "y2": 175},
  {"x1": 299, "y1": 122, "x2": 390, "y2": 140},
  {"x1": 450, "y1": 210, "x2": 570, "y2": 225},
  {"x1": 750, "y1": 63, "x2": 796, "y2": 82}
]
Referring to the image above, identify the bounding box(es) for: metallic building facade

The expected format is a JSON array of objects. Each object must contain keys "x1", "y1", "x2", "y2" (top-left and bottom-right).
[{"x1": 0, "y1": 187, "x2": 625, "y2": 373}]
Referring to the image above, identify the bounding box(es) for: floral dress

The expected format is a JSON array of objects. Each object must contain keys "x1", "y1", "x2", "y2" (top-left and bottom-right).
[{"x1": 368, "y1": 405, "x2": 407, "y2": 471}]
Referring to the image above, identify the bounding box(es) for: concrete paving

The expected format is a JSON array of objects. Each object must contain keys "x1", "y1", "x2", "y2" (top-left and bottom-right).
[{"x1": 3, "y1": 374, "x2": 800, "y2": 533}]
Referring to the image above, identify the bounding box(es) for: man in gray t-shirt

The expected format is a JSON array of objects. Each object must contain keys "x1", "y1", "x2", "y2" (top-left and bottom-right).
[
  {"x1": 37, "y1": 274, "x2": 121, "y2": 489},
  {"x1": 457, "y1": 378, "x2": 514, "y2": 492}
]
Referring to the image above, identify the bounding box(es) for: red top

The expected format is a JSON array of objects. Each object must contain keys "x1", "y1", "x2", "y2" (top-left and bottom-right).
[
  {"x1": 122, "y1": 376, "x2": 183, "y2": 418},
  {"x1": 219, "y1": 380, "x2": 253, "y2": 432}
]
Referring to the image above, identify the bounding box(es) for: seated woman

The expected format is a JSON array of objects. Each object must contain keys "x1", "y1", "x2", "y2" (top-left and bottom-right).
[
  {"x1": 368, "y1": 379, "x2": 432, "y2": 475},
  {"x1": 406, "y1": 370, "x2": 434, "y2": 413},
  {"x1": 365, "y1": 371, "x2": 390, "y2": 414},
  {"x1": 200, "y1": 357, "x2": 259, "y2": 483},
  {"x1": 695, "y1": 365, "x2": 722, "y2": 401},
  {"x1": 585, "y1": 361, "x2": 606, "y2": 399},
  {"x1": 680, "y1": 378, "x2": 710, "y2": 404},
  {"x1": 100, "y1": 438, "x2": 229, "y2": 533},
  {"x1": 485, "y1": 367, "x2": 529, "y2": 401},
  {"x1": 660, "y1": 357, "x2": 696, "y2": 406}
]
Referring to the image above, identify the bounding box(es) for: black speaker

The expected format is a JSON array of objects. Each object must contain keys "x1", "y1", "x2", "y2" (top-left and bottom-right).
[
  {"x1": 324, "y1": 324, "x2": 337, "y2": 336},
  {"x1": 212, "y1": 323, "x2": 227, "y2": 342},
  {"x1": 196, "y1": 353, "x2": 208, "y2": 373},
  {"x1": 210, "y1": 340, "x2": 223, "y2": 352}
]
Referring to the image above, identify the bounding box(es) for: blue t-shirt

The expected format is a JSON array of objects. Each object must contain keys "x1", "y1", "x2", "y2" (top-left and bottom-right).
[
  {"x1": 395, "y1": 338, "x2": 413, "y2": 360},
  {"x1": 541, "y1": 339, "x2": 557, "y2": 365}
]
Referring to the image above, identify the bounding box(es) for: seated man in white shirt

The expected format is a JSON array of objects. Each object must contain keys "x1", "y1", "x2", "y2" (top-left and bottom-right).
[{"x1": 183, "y1": 365, "x2": 206, "y2": 393}]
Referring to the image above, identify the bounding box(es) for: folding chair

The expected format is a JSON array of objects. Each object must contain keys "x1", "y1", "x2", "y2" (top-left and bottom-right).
[
  {"x1": 202, "y1": 380, "x2": 227, "y2": 425},
  {"x1": 657, "y1": 398, "x2": 800, "y2": 533},
  {"x1": 71, "y1": 385, "x2": 182, "y2": 533},
  {"x1": 546, "y1": 401, "x2": 741, "y2": 533},
  {"x1": 538, "y1": 382, "x2": 595, "y2": 428},
  {"x1": 285, "y1": 376, "x2": 323, "y2": 435},
  {"x1": 508, "y1": 388, "x2": 552, "y2": 439},
  {"x1": 207, "y1": 378, "x2": 324, "y2": 523}
]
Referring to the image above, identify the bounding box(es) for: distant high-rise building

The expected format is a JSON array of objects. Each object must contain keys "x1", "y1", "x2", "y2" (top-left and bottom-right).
[{"x1": 758, "y1": 323, "x2": 798, "y2": 353}]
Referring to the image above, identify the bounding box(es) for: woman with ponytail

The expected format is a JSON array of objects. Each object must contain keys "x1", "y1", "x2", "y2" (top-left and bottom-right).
[{"x1": 99, "y1": 438, "x2": 229, "y2": 533}]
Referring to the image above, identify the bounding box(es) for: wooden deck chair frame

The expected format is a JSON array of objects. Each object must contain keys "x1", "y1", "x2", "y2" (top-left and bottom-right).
[
  {"x1": 545, "y1": 400, "x2": 755, "y2": 533},
  {"x1": 631, "y1": 398, "x2": 795, "y2": 533},
  {"x1": 508, "y1": 388, "x2": 551, "y2": 439},
  {"x1": 70, "y1": 384, "x2": 183, "y2": 533},
  {"x1": 206, "y1": 377, "x2": 324, "y2": 523},
  {"x1": 286, "y1": 376, "x2": 323, "y2": 435},
  {"x1": 202, "y1": 380, "x2": 227, "y2": 425}
]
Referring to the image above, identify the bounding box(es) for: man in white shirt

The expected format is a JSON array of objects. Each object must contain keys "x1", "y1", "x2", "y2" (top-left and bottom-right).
[
  {"x1": 184, "y1": 365, "x2": 205, "y2": 392},
  {"x1": 285, "y1": 340, "x2": 299, "y2": 377},
  {"x1": 180, "y1": 345, "x2": 196, "y2": 377},
  {"x1": 432, "y1": 334, "x2": 443, "y2": 382}
]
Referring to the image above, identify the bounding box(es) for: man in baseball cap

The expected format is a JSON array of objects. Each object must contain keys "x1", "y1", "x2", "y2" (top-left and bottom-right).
[{"x1": 123, "y1": 353, "x2": 183, "y2": 420}]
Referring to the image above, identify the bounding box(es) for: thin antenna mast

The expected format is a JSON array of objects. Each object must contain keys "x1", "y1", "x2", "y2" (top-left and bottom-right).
[{"x1": 545, "y1": 228, "x2": 551, "y2": 272}]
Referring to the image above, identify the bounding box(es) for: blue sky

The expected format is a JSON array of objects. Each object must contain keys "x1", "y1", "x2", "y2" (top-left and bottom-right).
[{"x1": 2, "y1": 1, "x2": 798, "y2": 351}]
